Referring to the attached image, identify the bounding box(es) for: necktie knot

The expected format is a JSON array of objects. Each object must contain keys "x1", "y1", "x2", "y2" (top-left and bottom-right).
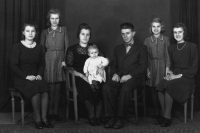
[{"x1": 125, "y1": 43, "x2": 132, "y2": 47}]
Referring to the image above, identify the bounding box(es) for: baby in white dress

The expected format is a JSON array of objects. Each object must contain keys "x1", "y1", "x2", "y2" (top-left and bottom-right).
[{"x1": 83, "y1": 44, "x2": 109, "y2": 91}]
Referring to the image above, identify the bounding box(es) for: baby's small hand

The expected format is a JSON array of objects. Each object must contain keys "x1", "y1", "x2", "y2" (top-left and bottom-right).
[{"x1": 97, "y1": 68, "x2": 104, "y2": 77}]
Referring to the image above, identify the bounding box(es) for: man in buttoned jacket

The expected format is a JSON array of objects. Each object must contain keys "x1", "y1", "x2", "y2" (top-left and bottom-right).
[{"x1": 103, "y1": 22, "x2": 148, "y2": 129}]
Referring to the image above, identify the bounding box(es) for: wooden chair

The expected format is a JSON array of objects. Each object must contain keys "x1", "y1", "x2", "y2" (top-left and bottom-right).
[
  {"x1": 184, "y1": 89, "x2": 194, "y2": 123},
  {"x1": 65, "y1": 67, "x2": 78, "y2": 124},
  {"x1": 132, "y1": 77, "x2": 146, "y2": 122},
  {"x1": 9, "y1": 88, "x2": 25, "y2": 125}
]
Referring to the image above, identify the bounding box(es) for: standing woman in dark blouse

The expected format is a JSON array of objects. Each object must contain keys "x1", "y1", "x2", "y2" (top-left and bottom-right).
[
  {"x1": 10, "y1": 22, "x2": 53, "y2": 129},
  {"x1": 156, "y1": 23, "x2": 198, "y2": 127},
  {"x1": 40, "y1": 9, "x2": 69, "y2": 121},
  {"x1": 66, "y1": 23, "x2": 104, "y2": 126}
]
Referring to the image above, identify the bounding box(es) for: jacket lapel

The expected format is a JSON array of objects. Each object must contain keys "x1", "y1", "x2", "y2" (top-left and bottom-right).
[{"x1": 125, "y1": 43, "x2": 138, "y2": 57}]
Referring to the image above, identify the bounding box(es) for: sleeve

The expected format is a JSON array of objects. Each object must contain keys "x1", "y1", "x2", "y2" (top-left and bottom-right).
[
  {"x1": 110, "y1": 47, "x2": 119, "y2": 76},
  {"x1": 144, "y1": 38, "x2": 150, "y2": 69},
  {"x1": 165, "y1": 37, "x2": 171, "y2": 68},
  {"x1": 10, "y1": 44, "x2": 27, "y2": 79},
  {"x1": 40, "y1": 30, "x2": 47, "y2": 52},
  {"x1": 100, "y1": 57, "x2": 109, "y2": 67},
  {"x1": 37, "y1": 46, "x2": 45, "y2": 77},
  {"x1": 181, "y1": 44, "x2": 198, "y2": 78},
  {"x1": 66, "y1": 47, "x2": 74, "y2": 67},
  {"x1": 130, "y1": 45, "x2": 148, "y2": 78},
  {"x1": 64, "y1": 27, "x2": 69, "y2": 55},
  {"x1": 83, "y1": 59, "x2": 90, "y2": 74}
]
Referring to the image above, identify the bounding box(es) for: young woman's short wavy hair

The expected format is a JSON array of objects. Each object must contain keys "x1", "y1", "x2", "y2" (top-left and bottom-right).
[
  {"x1": 149, "y1": 18, "x2": 165, "y2": 34},
  {"x1": 21, "y1": 22, "x2": 38, "y2": 41},
  {"x1": 77, "y1": 23, "x2": 92, "y2": 39}
]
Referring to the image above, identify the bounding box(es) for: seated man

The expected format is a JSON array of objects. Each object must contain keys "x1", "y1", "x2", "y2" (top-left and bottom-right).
[{"x1": 103, "y1": 22, "x2": 147, "y2": 129}]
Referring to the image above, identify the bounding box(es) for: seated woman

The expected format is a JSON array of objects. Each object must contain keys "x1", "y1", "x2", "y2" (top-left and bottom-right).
[
  {"x1": 10, "y1": 22, "x2": 53, "y2": 129},
  {"x1": 66, "y1": 23, "x2": 106, "y2": 126},
  {"x1": 156, "y1": 23, "x2": 198, "y2": 127}
]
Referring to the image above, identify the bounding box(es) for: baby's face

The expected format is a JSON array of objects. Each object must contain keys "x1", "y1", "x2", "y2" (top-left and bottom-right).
[{"x1": 89, "y1": 48, "x2": 99, "y2": 59}]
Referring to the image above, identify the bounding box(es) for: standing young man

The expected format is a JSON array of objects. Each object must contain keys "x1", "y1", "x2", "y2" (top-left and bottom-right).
[{"x1": 103, "y1": 22, "x2": 147, "y2": 129}]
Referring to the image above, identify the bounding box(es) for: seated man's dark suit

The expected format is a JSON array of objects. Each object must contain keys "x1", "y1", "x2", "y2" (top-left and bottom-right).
[{"x1": 103, "y1": 43, "x2": 147, "y2": 117}]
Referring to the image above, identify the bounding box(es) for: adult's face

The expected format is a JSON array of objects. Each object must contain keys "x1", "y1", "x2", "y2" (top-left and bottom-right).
[
  {"x1": 173, "y1": 27, "x2": 184, "y2": 43},
  {"x1": 79, "y1": 29, "x2": 90, "y2": 44},
  {"x1": 23, "y1": 26, "x2": 36, "y2": 41},
  {"x1": 121, "y1": 29, "x2": 135, "y2": 44},
  {"x1": 50, "y1": 14, "x2": 60, "y2": 27},
  {"x1": 152, "y1": 22, "x2": 161, "y2": 35}
]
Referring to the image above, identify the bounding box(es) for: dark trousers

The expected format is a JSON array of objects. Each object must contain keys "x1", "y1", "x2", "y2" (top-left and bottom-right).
[{"x1": 102, "y1": 78, "x2": 142, "y2": 117}]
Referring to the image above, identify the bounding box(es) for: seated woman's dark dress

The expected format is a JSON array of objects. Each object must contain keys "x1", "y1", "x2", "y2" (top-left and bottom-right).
[
  {"x1": 156, "y1": 42, "x2": 198, "y2": 103},
  {"x1": 10, "y1": 42, "x2": 49, "y2": 99},
  {"x1": 66, "y1": 43, "x2": 103, "y2": 104}
]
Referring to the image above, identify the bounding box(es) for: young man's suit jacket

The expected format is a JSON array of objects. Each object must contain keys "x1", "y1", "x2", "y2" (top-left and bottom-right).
[{"x1": 110, "y1": 43, "x2": 148, "y2": 79}]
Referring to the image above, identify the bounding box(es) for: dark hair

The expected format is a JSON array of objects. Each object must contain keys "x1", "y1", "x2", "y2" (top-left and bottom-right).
[
  {"x1": 47, "y1": 9, "x2": 63, "y2": 26},
  {"x1": 88, "y1": 44, "x2": 99, "y2": 53},
  {"x1": 170, "y1": 23, "x2": 188, "y2": 44},
  {"x1": 120, "y1": 22, "x2": 134, "y2": 31},
  {"x1": 21, "y1": 22, "x2": 38, "y2": 41},
  {"x1": 77, "y1": 23, "x2": 92, "y2": 39},
  {"x1": 149, "y1": 18, "x2": 165, "y2": 33}
]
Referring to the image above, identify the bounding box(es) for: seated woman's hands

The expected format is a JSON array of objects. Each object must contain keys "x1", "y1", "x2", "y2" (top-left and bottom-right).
[{"x1": 164, "y1": 73, "x2": 182, "y2": 81}]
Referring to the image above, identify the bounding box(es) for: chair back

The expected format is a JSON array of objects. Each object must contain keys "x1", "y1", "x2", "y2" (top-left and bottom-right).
[{"x1": 65, "y1": 67, "x2": 78, "y2": 95}]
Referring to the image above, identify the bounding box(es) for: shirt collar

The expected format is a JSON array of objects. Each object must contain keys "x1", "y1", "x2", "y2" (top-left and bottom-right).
[
  {"x1": 124, "y1": 41, "x2": 134, "y2": 47},
  {"x1": 48, "y1": 26, "x2": 62, "y2": 34},
  {"x1": 151, "y1": 35, "x2": 163, "y2": 42}
]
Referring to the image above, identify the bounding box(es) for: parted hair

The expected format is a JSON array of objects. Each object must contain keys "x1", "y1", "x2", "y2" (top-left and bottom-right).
[
  {"x1": 149, "y1": 18, "x2": 165, "y2": 33},
  {"x1": 47, "y1": 9, "x2": 63, "y2": 26}
]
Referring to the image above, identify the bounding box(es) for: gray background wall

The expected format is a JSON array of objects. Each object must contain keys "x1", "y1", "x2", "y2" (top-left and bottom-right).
[{"x1": 49, "y1": 0, "x2": 175, "y2": 59}]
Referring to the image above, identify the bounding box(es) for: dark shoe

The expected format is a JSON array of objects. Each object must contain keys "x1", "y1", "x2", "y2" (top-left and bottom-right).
[
  {"x1": 42, "y1": 121, "x2": 54, "y2": 128},
  {"x1": 104, "y1": 117, "x2": 116, "y2": 128},
  {"x1": 161, "y1": 117, "x2": 172, "y2": 127},
  {"x1": 113, "y1": 118, "x2": 124, "y2": 129},
  {"x1": 89, "y1": 117, "x2": 97, "y2": 126},
  {"x1": 35, "y1": 121, "x2": 43, "y2": 129},
  {"x1": 53, "y1": 114, "x2": 63, "y2": 121},
  {"x1": 96, "y1": 117, "x2": 103, "y2": 125},
  {"x1": 154, "y1": 116, "x2": 164, "y2": 125},
  {"x1": 47, "y1": 114, "x2": 53, "y2": 122}
]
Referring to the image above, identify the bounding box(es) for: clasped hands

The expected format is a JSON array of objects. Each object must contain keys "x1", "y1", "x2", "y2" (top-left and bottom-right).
[
  {"x1": 112, "y1": 74, "x2": 132, "y2": 83},
  {"x1": 26, "y1": 75, "x2": 42, "y2": 81}
]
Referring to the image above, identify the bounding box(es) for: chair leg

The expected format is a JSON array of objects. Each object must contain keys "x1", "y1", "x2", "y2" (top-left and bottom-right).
[
  {"x1": 134, "y1": 89, "x2": 138, "y2": 122},
  {"x1": 73, "y1": 92, "x2": 78, "y2": 124},
  {"x1": 21, "y1": 99, "x2": 24, "y2": 126},
  {"x1": 66, "y1": 92, "x2": 69, "y2": 120},
  {"x1": 11, "y1": 97, "x2": 15, "y2": 123},
  {"x1": 143, "y1": 88, "x2": 146, "y2": 118},
  {"x1": 191, "y1": 94, "x2": 194, "y2": 120},
  {"x1": 184, "y1": 101, "x2": 187, "y2": 124}
]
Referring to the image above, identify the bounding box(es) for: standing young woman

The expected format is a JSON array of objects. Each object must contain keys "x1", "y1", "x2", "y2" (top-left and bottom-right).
[
  {"x1": 156, "y1": 23, "x2": 198, "y2": 127},
  {"x1": 40, "y1": 9, "x2": 69, "y2": 121},
  {"x1": 10, "y1": 22, "x2": 53, "y2": 129},
  {"x1": 66, "y1": 23, "x2": 105, "y2": 126},
  {"x1": 144, "y1": 18, "x2": 170, "y2": 124}
]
